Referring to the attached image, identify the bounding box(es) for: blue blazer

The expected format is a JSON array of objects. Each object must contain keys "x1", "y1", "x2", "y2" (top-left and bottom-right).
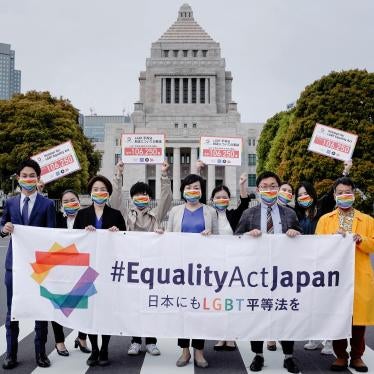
[{"x1": 0, "y1": 193, "x2": 56, "y2": 270}]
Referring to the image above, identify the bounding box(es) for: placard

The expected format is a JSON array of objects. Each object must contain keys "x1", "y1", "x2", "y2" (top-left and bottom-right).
[{"x1": 200, "y1": 136, "x2": 242, "y2": 166}]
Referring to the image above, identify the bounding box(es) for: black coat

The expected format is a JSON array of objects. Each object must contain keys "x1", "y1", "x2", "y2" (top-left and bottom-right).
[
  {"x1": 56, "y1": 211, "x2": 68, "y2": 229},
  {"x1": 73, "y1": 204, "x2": 126, "y2": 231},
  {"x1": 223, "y1": 196, "x2": 251, "y2": 232}
]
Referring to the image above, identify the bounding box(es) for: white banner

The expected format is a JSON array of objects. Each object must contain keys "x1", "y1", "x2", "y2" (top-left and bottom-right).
[
  {"x1": 200, "y1": 136, "x2": 242, "y2": 166},
  {"x1": 12, "y1": 226, "x2": 355, "y2": 340}
]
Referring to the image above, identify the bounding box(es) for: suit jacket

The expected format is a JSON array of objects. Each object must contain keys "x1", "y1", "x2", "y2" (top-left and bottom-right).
[
  {"x1": 73, "y1": 204, "x2": 126, "y2": 231},
  {"x1": 0, "y1": 194, "x2": 56, "y2": 270},
  {"x1": 56, "y1": 211, "x2": 68, "y2": 229},
  {"x1": 235, "y1": 203, "x2": 301, "y2": 235}
]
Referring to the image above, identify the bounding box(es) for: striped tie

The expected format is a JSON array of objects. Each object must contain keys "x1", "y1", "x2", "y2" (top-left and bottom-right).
[{"x1": 267, "y1": 206, "x2": 274, "y2": 234}]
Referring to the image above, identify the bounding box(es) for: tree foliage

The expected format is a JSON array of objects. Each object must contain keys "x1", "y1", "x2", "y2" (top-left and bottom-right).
[
  {"x1": 257, "y1": 70, "x2": 374, "y2": 214},
  {"x1": 0, "y1": 91, "x2": 101, "y2": 197}
]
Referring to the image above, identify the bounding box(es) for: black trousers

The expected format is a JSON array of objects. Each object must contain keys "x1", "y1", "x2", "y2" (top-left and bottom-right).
[
  {"x1": 132, "y1": 336, "x2": 157, "y2": 345},
  {"x1": 178, "y1": 339, "x2": 204, "y2": 350},
  {"x1": 88, "y1": 334, "x2": 110, "y2": 352},
  {"x1": 51, "y1": 322, "x2": 87, "y2": 344},
  {"x1": 251, "y1": 340, "x2": 294, "y2": 355}
]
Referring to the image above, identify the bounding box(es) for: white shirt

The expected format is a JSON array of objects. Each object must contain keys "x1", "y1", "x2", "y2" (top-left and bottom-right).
[
  {"x1": 66, "y1": 216, "x2": 76, "y2": 229},
  {"x1": 19, "y1": 190, "x2": 38, "y2": 218},
  {"x1": 260, "y1": 202, "x2": 282, "y2": 234},
  {"x1": 217, "y1": 211, "x2": 233, "y2": 235}
]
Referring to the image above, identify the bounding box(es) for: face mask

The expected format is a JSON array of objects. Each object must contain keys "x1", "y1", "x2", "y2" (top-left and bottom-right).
[
  {"x1": 335, "y1": 193, "x2": 355, "y2": 209},
  {"x1": 259, "y1": 190, "x2": 278, "y2": 206},
  {"x1": 183, "y1": 190, "x2": 202, "y2": 203},
  {"x1": 213, "y1": 198, "x2": 230, "y2": 211},
  {"x1": 277, "y1": 190, "x2": 293, "y2": 206},
  {"x1": 297, "y1": 194, "x2": 313, "y2": 208},
  {"x1": 133, "y1": 195, "x2": 150, "y2": 209},
  {"x1": 63, "y1": 201, "x2": 80, "y2": 216},
  {"x1": 18, "y1": 178, "x2": 38, "y2": 192},
  {"x1": 91, "y1": 191, "x2": 109, "y2": 205}
]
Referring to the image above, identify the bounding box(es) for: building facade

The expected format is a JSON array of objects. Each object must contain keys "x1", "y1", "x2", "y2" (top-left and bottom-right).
[
  {"x1": 0, "y1": 43, "x2": 21, "y2": 100},
  {"x1": 101, "y1": 4, "x2": 263, "y2": 200}
]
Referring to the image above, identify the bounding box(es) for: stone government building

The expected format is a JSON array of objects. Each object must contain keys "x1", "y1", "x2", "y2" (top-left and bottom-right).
[{"x1": 96, "y1": 4, "x2": 263, "y2": 201}]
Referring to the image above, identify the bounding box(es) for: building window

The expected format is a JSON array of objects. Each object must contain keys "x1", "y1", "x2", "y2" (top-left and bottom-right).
[
  {"x1": 163, "y1": 50, "x2": 169, "y2": 58},
  {"x1": 192, "y1": 123, "x2": 197, "y2": 128},
  {"x1": 191, "y1": 78, "x2": 197, "y2": 103},
  {"x1": 183, "y1": 78, "x2": 188, "y2": 103},
  {"x1": 248, "y1": 174, "x2": 256, "y2": 187},
  {"x1": 173, "y1": 50, "x2": 178, "y2": 57},
  {"x1": 200, "y1": 78, "x2": 205, "y2": 103},
  {"x1": 115, "y1": 138, "x2": 120, "y2": 146},
  {"x1": 183, "y1": 50, "x2": 188, "y2": 57},
  {"x1": 165, "y1": 78, "x2": 171, "y2": 103},
  {"x1": 114, "y1": 154, "x2": 121, "y2": 165},
  {"x1": 202, "y1": 50, "x2": 208, "y2": 57},
  {"x1": 184, "y1": 123, "x2": 187, "y2": 128},
  {"x1": 175, "y1": 123, "x2": 179, "y2": 128},
  {"x1": 192, "y1": 50, "x2": 198, "y2": 57},
  {"x1": 248, "y1": 138, "x2": 256, "y2": 146},
  {"x1": 174, "y1": 78, "x2": 180, "y2": 103},
  {"x1": 248, "y1": 154, "x2": 256, "y2": 166}
]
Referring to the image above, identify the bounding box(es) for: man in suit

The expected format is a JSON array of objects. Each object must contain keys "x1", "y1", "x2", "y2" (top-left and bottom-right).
[
  {"x1": 0, "y1": 159, "x2": 56, "y2": 369},
  {"x1": 235, "y1": 171, "x2": 301, "y2": 374}
]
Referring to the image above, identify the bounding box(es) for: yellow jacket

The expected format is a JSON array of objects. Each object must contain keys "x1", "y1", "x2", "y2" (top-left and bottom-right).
[{"x1": 316, "y1": 209, "x2": 374, "y2": 325}]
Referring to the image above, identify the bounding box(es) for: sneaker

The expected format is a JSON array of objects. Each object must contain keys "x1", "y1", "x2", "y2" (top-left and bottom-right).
[
  {"x1": 304, "y1": 340, "x2": 320, "y2": 350},
  {"x1": 321, "y1": 340, "x2": 334, "y2": 355},
  {"x1": 146, "y1": 344, "x2": 161, "y2": 356},
  {"x1": 128, "y1": 342, "x2": 141, "y2": 355}
]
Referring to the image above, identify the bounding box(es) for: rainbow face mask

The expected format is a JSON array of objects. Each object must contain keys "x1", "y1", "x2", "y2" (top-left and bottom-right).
[
  {"x1": 277, "y1": 190, "x2": 293, "y2": 206},
  {"x1": 63, "y1": 201, "x2": 80, "y2": 216},
  {"x1": 18, "y1": 178, "x2": 38, "y2": 192},
  {"x1": 213, "y1": 198, "x2": 230, "y2": 211},
  {"x1": 335, "y1": 193, "x2": 355, "y2": 209},
  {"x1": 183, "y1": 190, "x2": 202, "y2": 203},
  {"x1": 259, "y1": 190, "x2": 278, "y2": 206},
  {"x1": 91, "y1": 191, "x2": 109, "y2": 205},
  {"x1": 297, "y1": 194, "x2": 313, "y2": 208},
  {"x1": 133, "y1": 195, "x2": 150, "y2": 209}
]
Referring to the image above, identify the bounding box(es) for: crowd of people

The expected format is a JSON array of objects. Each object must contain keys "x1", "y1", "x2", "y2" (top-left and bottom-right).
[{"x1": 0, "y1": 158, "x2": 373, "y2": 373}]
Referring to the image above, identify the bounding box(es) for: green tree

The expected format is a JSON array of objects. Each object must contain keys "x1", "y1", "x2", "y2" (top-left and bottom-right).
[{"x1": 0, "y1": 91, "x2": 101, "y2": 197}]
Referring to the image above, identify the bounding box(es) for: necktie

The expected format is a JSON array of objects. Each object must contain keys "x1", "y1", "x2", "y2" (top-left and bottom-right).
[
  {"x1": 22, "y1": 196, "x2": 30, "y2": 225},
  {"x1": 267, "y1": 206, "x2": 274, "y2": 234}
]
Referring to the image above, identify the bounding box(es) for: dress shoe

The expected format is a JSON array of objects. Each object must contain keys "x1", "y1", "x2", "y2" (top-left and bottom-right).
[
  {"x1": 225, "y1": 342, "x2": 237, "y2": 351},
  {"x1": 86, "y1": 350, "x2": 99, "y2": 366},
  {"x1": 2, "y1": 356, "x2": 18, "y2": 370},
  {"x1": 176, "y1": 353, "x2": 191, "y2": 367},
  {"x1": 283, "y1": 357, "x2": 300, "y2": 373},
  {"x1": 74, "y1": 338, "x2": 91, "y2": 353},
  {"x1": 250, "y1": 355, "x2": 264, "y2": 372},
  {"x1": 36, "y1": 353, "x2": 51, "y2": 368},
  {"x1": 194, "y1": 358, "x2": 209, "y2": 368},
  {"x1": 214, "y1": 341, "x2": 226, "y2": 351},
  {"x1": 98, "y1": 350, "x2": 110, "y2": 366},
  {"x1": 267, "y1": 342, "x2": 277, "y2": 351},
  {"x1": 350, "y1": 358, "x2": 368, "y2": 372},
  {"x1": 330, "y1": 358, "x2": 348, "y2": 371},
  {"x1": 55, "y1": 344, "x2": 69, "y2": 357}
]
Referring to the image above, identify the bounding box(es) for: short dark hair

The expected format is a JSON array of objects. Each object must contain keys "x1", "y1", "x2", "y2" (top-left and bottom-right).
[
  {"x1": 16, "y1": 159, "x2": 41, "y2": 177},
  {"x1": 256, "y1": 171, "x2": 281, "y2": 187},
  {"x1": 333, "y1": 177, "x2": 355, "y2": 192},
  {"x1": 61, "y1": 189, "x2": 80, "y2": 201},
  {"x1": 280, "y1": 181, "x2": 294, "y2": 194},
  {"x1": 211, "y1": 185, "x2": 231, "y2": 200},
  {"x1": 130, "y1": 182, "x2": 154, "y2": 199},
  {"x1": 295, "y1": 181, "x2": 317, "y2": 219},
  {"x1": 180, "y1": 174, "x2": 206, "y2": 204},
  {"x1": 87, "y1": 175, "x2": 113, "y2": 196}
]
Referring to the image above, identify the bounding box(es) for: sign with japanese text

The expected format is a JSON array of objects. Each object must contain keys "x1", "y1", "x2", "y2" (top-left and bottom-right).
[
  {"x1": 122, "y1": 134, "x2": 165, "y2": 164},
  {"x1": 200, "y1": 136, "x2": 242, "y2": 166},
  {"x1": 31, "y1": 141, "x2": 81, "y2": 184},
  {"x1": 308, "y1": 123, "x2": 358, "y2": 161},
  {"x1": 12, "y1": 226, "x2": 354, "y2": 340}
]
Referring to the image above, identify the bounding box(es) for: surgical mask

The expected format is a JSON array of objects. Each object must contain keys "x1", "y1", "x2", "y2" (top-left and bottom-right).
[
  {"x1": 183, "y1": 190, "x2": 202, "y2": 203},
  {"x1": 297, "y1": 194, "x2": 313, "y2": 208},
  {"x1": 335, "y1": 193, "x2": 355, "y2": 209},
  {"x1": 91, "y1": 191, "x2": 109, "y2": 205},
  {"x1": 18, "y1": 178, "x2": 38, "y2": 192},
  {"x1": 213, "y1": 198, "x2": 230, "y2": 211},
  {"x1": 133, "y1": 195, "x2": 150, "y2": 209},
  {"x1": 259, "y1": 190, "x2": 278, "y2": 206},
  {"x1": 277, "y1": 190, "x2": 293, "y2": 206},
  {"x1": 63, "y1": 201, "x2": 80, "y2": 216}
]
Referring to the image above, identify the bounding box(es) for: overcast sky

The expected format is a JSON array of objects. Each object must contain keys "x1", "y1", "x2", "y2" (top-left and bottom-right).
[{"x1": 1, "y1": 0, "x2": 373, "y2": 122}]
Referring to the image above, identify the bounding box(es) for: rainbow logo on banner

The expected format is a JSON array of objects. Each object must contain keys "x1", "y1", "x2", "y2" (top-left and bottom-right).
[{"x1": 30, "y1": 243, "x2": 99, "y2": 317}]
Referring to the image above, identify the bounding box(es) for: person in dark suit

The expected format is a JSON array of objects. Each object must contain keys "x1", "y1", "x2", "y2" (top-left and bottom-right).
[
  {"x1": 52, "y1": 189, "x2": 91, "y2": 357},
  {"x1": 73, "y1": 175, "x2": 126, "y2": 367},
  {"x1": 235, "y1": 171, "x2": 301, "y2": 374},
  {"x1": 0, "y1": 159, "x2": 56, "y2": 369}
]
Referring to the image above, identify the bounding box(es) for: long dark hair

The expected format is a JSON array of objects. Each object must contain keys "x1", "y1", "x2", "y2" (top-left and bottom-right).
[
  {"x1": 295, "y1": 181, "x2": 318, "y2": 219},
  {"x1": 180, "y1": 174, "x2": 206, "y2": 204}
]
